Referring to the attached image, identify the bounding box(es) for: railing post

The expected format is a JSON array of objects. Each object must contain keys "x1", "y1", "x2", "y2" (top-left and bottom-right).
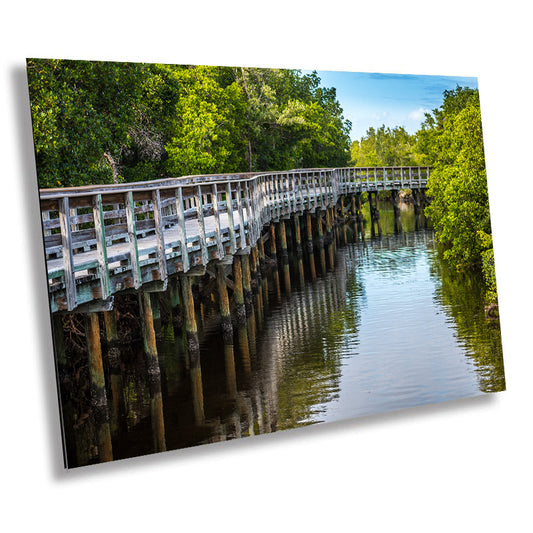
[
  {"x1": 244, "y1": 181, "x2": 255, "y2": 245},
  {"x1": 235, "y1": 181, "x2": 246, "y2": 248},
  {"x1": 125, "y1": 191, "x2": 141, "y2": 288},
  {"x1": 152, "y1": 189, "x2": 167, "y2": 281},
  {"x1": 225, "y1": 183, "x2": 236, "y2": 254},
  {"x1": 211, "y1": 183, "x2": 224, "y2": 258},
  {"x1": 92, "y1": 194, "x2": 110, "y2": 300},
  {"x1": 195, "y1": 186, "x2": 208, "y2": 265},
  {"x1": 174, "y1": 187, "x2": 189, "y2": 273},
  {"x1": 58, "y1": 196, "x2": 77, "y2": 311}
]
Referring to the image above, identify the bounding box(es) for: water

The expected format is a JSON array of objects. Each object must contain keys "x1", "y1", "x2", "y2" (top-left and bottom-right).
[{"x1": 64, "y1": 200, "x2": 505, "y2": 465}]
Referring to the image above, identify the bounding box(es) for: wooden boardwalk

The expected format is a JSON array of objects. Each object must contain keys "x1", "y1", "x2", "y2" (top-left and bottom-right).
[{"x1": 40, "y1": 166, "x2": 429, "y2": 313}]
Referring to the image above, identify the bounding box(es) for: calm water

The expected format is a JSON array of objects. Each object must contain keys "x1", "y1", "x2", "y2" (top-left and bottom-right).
[{"x1": 68, "y1": 200, "x2": 505, "y2": 465}]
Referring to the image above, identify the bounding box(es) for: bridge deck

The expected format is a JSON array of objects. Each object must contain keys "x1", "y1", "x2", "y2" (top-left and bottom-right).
[{"x1": 39, "y1": 166, "x2": 429, "y2": 312}]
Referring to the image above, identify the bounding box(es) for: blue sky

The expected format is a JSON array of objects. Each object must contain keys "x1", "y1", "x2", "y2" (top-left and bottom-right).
[{"x1": 304, "y1": 70, "x2": 478, "y2": 141}]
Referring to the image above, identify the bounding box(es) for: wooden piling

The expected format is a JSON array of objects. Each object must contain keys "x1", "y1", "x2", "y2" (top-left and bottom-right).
[
  {"x1": 139, "y1": 292, "x2": 166, "y2": 453},
  {"x1": 305, "y1": 211, "x2": 314, "y2": 252},
  {"x1": 308, "y1": 249, "x2": 317, "y2": 282},
  {"x1": 316, "y1": 213, "x2": 327, "y2": 274},
  {"x1": 103, "y1": 309, "x2": 126, "y2": 436},
  {"x1": 216, "y1": 263, "x2": 233, "y2": 345},
  {"x1": 279, "y1": 220, "x2": 288, "y2": 260},
  {"x1": 181, "y1": 275, "x2": 205, "y2": 425},
  {"x1": 269, "y1": 222, "x2": 277, "y2": 261},
  {"x1": 241, "y1": 254, "x2": 253, "y2": 315},
  {"x1": 233, "y1": 256, "x2": 246, "y2": 326},
  {"x1": 224, "y1": 344, "x2": 237, "y2": 399},
  {"x1": 84, "y1": 312, "x2": 113, "y2": 462},
  {"x1": 293, "y1": 213, "x2": 302, "y2": 257}
]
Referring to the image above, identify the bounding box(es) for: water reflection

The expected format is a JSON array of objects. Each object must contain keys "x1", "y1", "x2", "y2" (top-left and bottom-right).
[{"x1": 62, "y1": 199, "x2": 505, "y2": 466}]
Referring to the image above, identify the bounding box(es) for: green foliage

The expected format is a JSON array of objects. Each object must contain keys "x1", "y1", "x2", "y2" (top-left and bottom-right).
[
  {"x1": 27, "y1": 59, "x2": 150, "y2": 187},
  {"x1": 28, "y1": 61, "x2": 351, "y2": 188},
  {"x1": 350, "y1": 125, "x2": 420, "y2": 167},
  {"x1": 424, "y1": 89, "x2": 492, "y2": 274}
]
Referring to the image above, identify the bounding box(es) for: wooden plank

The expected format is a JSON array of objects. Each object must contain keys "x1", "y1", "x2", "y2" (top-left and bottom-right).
[
  {"x1": 211, "y1": 183, "x2": 224, "y2": 258},
  {"x1": 92, "y1": 194, "x2": 110, "y2": 299},
  {"x1": 196, "y1": 185, "x2": 208, "y2": 265},
  {"x1": 152, "y1": 189, "x2": 168, "y2": 281},
  {"x1": 58, "y1": 197, "x2": 77, "y2": 310},
  {"x1": 125, "y1": 191, "x2": 141, "y2": 289},
  {"x1": 225, "y1": 182, "x2": 236, "y2": 254}
]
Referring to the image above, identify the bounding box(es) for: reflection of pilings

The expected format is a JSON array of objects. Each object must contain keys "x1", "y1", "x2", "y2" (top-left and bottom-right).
[
  {"x1": 103, "y1": 309, "x2": 126, "y2": 436},
  {"x1": 85, "y1": 312, "x2": 113, "y2": 462},
  {"x1": 139, "y1": 293, "x2": 166, "y2": 453},
  {"x1": 53, "y1": 315, "x2": 76, "y2": 466},
  {"x1": 254, "y1": 391, "x2": 264, "y2": 434},
  {"x1": 317, "y1": 211, "x2": 327, "y2": 274},
  {"x1": 308, "y1": 249, "x2": 317, "y2": 281},
  {"x1": 224, "y1": 344, "x2": 237, "y2": 399},
  {"x1": 216, "y1": 263, "x2": 233, "y2": 345}
]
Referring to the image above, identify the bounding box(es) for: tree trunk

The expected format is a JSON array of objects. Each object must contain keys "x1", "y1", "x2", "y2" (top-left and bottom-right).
[{"x1": 103, "y1": 152, "x2": 119, "y2": 184}]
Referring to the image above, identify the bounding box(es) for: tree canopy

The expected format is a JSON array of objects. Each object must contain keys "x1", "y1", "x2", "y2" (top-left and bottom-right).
[
  {"x1": 350, "y1": 125, "x2": 420, "y2": 167},
  {"x1": 27, "y1": 59, "x2": 352, "y2": 188}
]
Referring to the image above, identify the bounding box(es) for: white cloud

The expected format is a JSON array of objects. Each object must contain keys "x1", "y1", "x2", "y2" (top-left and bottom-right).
[{"x1": 408, "y1": 107, "x2": 430, "y2": 121}]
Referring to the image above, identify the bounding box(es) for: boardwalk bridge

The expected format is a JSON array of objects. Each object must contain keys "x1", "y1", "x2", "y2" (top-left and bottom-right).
[
  {"x1": 41, "y1": 166, "x2": 429, "y2": 314},
  {"x1": 41, "y1": 165, "x2": 430, "y2": 466}
]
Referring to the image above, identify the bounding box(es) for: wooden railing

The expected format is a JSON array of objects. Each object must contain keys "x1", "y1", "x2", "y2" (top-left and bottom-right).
[{"x1": 39, "y1": 166, "x2": 430, "y2": 312}]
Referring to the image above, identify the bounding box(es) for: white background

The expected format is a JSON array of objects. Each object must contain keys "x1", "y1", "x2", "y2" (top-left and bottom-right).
[{"x1": 1, "y1": 2, "x2": 532, "y2": 531}]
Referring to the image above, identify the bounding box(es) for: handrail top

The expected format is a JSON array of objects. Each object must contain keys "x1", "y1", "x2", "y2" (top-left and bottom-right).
[{"x1": 39, "y1": 165, "x2": 431, "y2": 201}]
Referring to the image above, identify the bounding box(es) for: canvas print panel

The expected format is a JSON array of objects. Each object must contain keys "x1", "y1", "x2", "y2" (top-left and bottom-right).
[{"x1": 27, "y1": 59, "x2": 505, "y2": 467}]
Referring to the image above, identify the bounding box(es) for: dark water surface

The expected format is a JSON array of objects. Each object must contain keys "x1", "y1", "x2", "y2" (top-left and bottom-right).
[{"x1": 95, "y1": 201, "x2": 505, "y2": 463}]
